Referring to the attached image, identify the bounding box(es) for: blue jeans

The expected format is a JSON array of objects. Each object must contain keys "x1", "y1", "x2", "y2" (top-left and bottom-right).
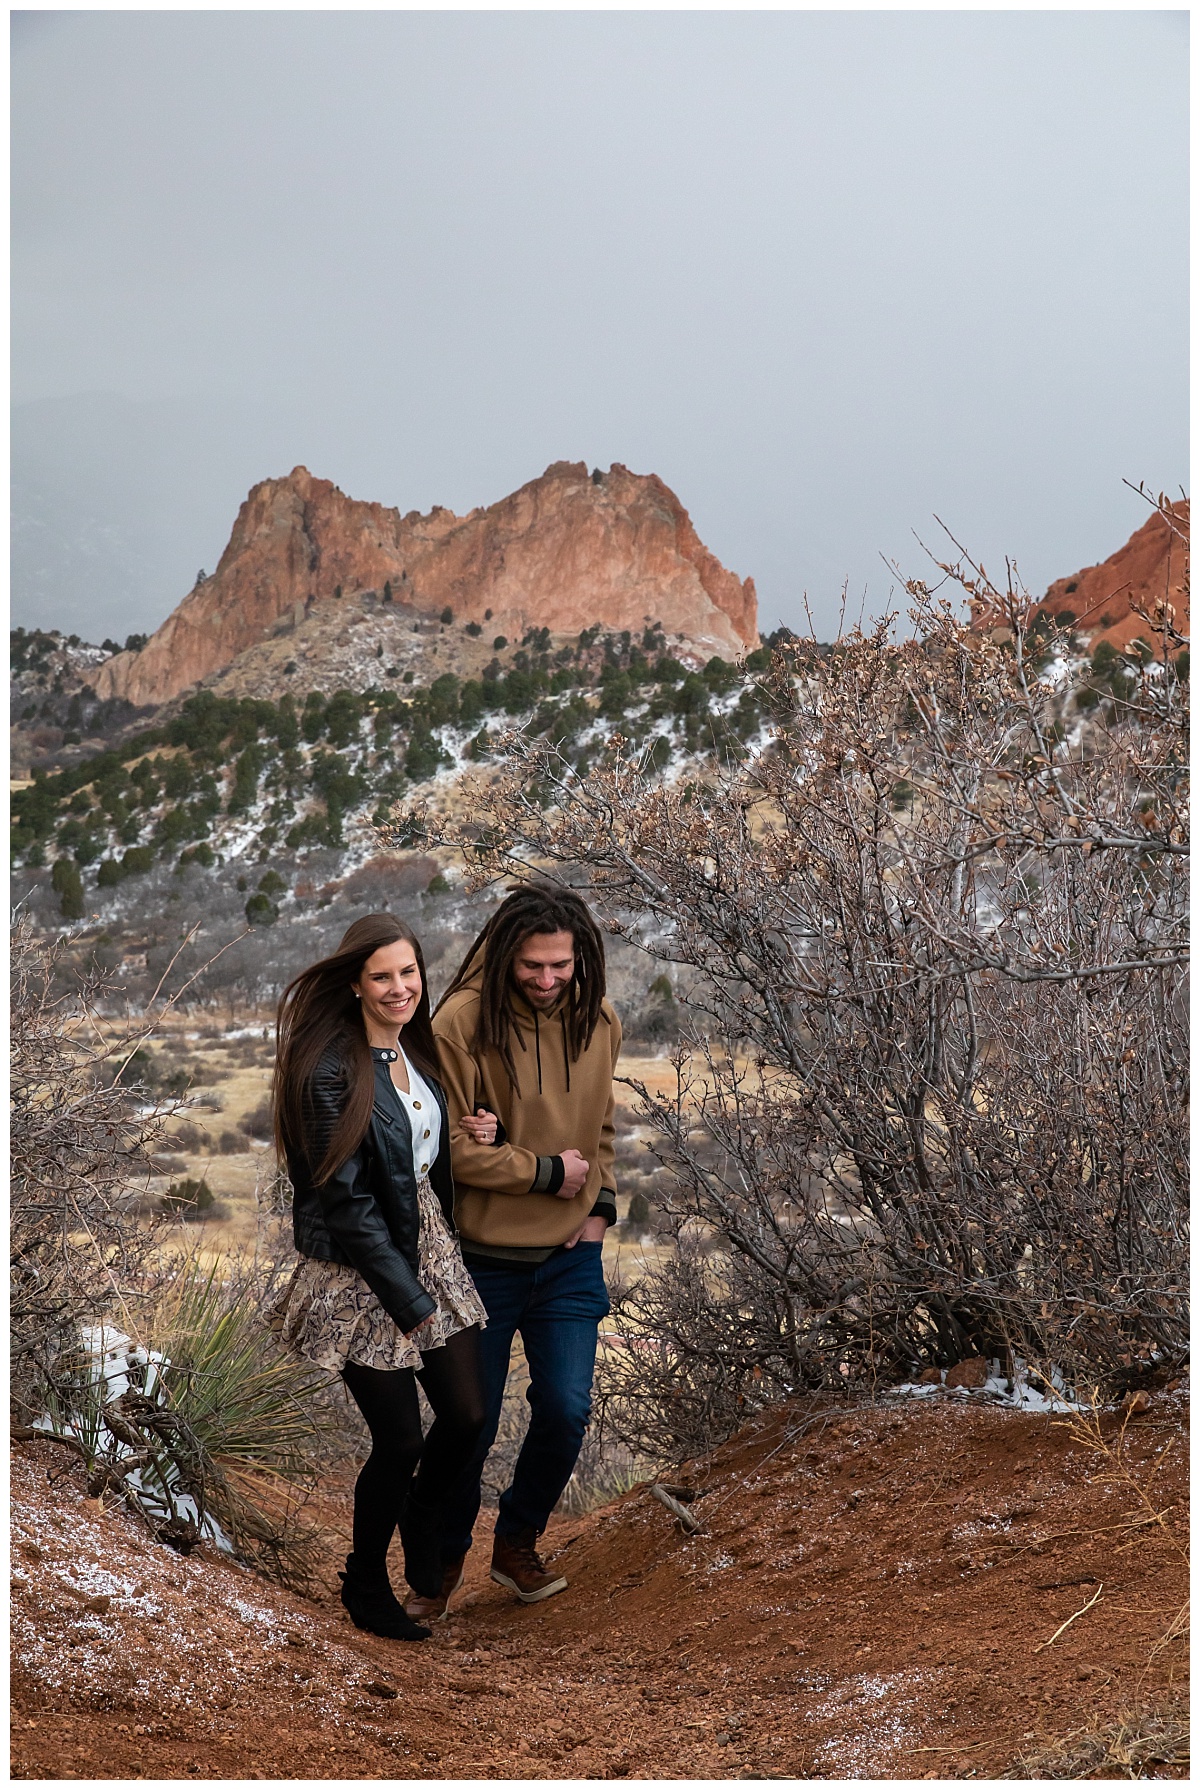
[{"x1": 442, "y1": 1242, "x2": 611, "y2": 1557}]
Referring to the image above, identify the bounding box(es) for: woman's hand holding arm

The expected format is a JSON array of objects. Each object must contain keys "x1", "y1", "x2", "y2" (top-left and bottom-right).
[{"x1": 458, "y1": 1108, "x2": 501, "y2": 1145}]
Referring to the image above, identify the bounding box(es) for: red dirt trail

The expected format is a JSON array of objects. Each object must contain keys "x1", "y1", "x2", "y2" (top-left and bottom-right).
[{"x1": 10, "y1": 1390, "x2": 1188, "y2": 1781}]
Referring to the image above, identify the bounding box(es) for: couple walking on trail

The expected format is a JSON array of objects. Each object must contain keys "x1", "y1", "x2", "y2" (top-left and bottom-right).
[{"x1": 270, "y1": 883, "x2": 621, "y2": 1641}]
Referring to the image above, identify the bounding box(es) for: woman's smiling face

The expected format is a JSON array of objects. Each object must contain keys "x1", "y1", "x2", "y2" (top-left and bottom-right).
[{"x1": 352, "y1": 939, "x2": 423, "y2": 1038}]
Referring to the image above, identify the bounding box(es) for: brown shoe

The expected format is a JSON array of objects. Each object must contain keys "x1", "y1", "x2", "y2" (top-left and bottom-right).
[
  {"x1": 403, "y1": 1557, "x2": 466, "y2": 1625},
  {"x1": 490, "y1": 1530, "x2": 567, "y2": 1603}
]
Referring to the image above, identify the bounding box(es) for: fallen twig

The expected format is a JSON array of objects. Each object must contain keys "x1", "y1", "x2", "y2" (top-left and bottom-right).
[
  {"x1": 650, "y1": 1483, "x2": 704, "y2": 1534},
  {"x1": 1035, "y1": 1582, "x2": 1103, "y2": 1652},
  {"x1": 11, "y1": 1426, "x2": 85, "y2": 1455}
]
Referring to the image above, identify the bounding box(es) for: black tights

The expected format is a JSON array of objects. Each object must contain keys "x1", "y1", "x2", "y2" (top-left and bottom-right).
[{"x1": 341, "y1": 1325, "x2": 486, "y2": 1578}]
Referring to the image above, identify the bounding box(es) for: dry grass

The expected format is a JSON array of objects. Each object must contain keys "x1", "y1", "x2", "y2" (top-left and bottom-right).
[
  {"x1": 1014, "y1": 1708, "x2": 1189, "y2": 1779},
  {"x1": 1008, "y1": 1392, "x2": 1191, "y2": 1781},
  {"x1": 1055, "y1": 1396, "x2": 1189, "y2": 1563}
]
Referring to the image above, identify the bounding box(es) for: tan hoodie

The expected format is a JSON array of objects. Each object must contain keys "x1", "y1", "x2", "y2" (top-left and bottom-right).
[{"x1": 433, "y1": 958, "x2": 621, "y2": 1254}]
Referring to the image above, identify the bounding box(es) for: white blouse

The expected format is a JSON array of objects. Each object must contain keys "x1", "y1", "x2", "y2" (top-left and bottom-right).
[{"x1": 391, "y1": 1048, "x2": 442, "y2": 1178}]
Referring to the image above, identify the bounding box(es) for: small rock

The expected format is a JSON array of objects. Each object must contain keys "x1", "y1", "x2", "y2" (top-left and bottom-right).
[
  {"x1": 918, "y1": 1368, "x2": 943, "y2": 1385},
  {"x1": 1122, "y1": 1389, "x2": 1152, "y2": 1416},
  {"x1": 717, "y1": 1732, "x2": 733, "y2": 1745},
  {"x1": 946, "y1": 1357, "x2": 989, "y2": 1389},
  {"x1": 364, "y1": 1681, "x2": 398, "y2": 1700},
  {"x1": 84, "y1": 1594, "x2": 111, "y2": 1614},
  {"x1": 20, "y1": 1542, "x2": 44, "y2": 1564},
  {"x1": 285, "y1": 1631, "x2": 305, "y2": 1647}
]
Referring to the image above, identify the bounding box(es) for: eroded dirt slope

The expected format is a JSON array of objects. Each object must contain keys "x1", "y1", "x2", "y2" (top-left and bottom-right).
[{"x1": 11, "y1": 1390, "x2": 1188, "y2": 1781}]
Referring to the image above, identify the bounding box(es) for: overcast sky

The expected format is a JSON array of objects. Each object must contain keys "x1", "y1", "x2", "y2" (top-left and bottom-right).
[{"x1": 11, "y1": 9, "x2": 1189, "y2": 642}]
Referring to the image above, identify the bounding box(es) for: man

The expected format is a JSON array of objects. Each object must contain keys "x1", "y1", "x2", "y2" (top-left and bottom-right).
[{"x1": 416, "y1": 882, "x2": 619, "y2": 1618}]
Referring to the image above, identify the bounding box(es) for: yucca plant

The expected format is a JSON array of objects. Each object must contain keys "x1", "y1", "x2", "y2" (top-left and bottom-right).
[{"x1": 146, "y1": 1256, "x2": 335, "y2": 1589}]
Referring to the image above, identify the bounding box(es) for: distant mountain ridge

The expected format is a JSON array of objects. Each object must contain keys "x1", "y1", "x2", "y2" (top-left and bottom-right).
[{"x1": 94, "y1": 461, "x2": 759, "y2": 709}]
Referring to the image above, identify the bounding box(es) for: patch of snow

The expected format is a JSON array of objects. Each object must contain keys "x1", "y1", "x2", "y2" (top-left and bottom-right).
[
  {"x1": 35, "y1": 1327, "x2": 236, "y2": 1552},
  {"x1": 887, "y1": 1357, "x2": 1076, "y2": 1414},
  {"x1": 810, "y1": 1667, "x2": 936, "y2": 1777}
]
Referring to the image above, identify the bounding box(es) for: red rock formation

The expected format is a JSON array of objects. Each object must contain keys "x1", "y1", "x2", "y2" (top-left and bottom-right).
[
  {"x1": 971, "y1": 501, "x2": 1188, "y2": 659},
  {"x1": 93, "y1": 462, "x2": 758, "y2": 707},
  {"x1": 1034, "y1": 500, "x2": 1188, "y2": 658}
]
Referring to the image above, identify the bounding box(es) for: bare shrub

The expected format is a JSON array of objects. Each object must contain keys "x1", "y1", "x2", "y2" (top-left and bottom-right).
[
  {"x1": 340, "y1": 853, "x2": 440, "y2": 905},
  {"x1": 169, "y1": 1119, "x2": 207, "y2": 1152},
  {"x1": 601, "y1": 1231, "x2": 785, "y2": 1462},
  {"x1": 10, "y1": 919, "x2": 170, "y2": 1418},
  {"x1": 621, "y1": 975, "x2": 681, "y2": 1048},
  {"x1": 399, "y1": 512, "x2": 1188, "y2": 1461},
  {"x1": 238, "y1": 1098, "x2": 274, "y2": 1140},
  {"x1": 557, "y1": 1420, "x2": 651, "y2": 1515},
  {"x1": 148, "y1": 1153, "x2": 190, "y2": 1180}
]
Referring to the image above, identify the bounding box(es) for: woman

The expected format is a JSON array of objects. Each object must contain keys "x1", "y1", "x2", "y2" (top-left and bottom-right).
[{"x1": 270, "y1": 913, "x2": 499, "y2": 1641}]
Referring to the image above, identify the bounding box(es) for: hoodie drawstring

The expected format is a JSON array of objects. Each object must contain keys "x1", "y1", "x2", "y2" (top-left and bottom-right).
[{"x1": 529, "y1": 1004, "x2": 572, "y2": 1095}]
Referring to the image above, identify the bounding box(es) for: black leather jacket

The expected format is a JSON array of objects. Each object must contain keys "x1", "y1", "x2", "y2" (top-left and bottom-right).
[{"x1": 288, "y1": 1045, "x2": 456, "y2": 1335}]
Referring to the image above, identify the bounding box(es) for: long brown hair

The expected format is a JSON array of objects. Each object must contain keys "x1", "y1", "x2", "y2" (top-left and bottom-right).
[
  {"x1": 438, "y1": 882, "x2": 607, "y2": 1091},
  {"x1": 274, "y1": 913, "x2": 441, "y2": 1185}
]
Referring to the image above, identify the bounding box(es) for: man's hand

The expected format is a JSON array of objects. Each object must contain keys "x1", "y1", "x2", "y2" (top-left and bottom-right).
[
  {"x1": 563, "y1": 1214, "x2": 609, "y2": 1250},
  {"x1": 556, "y1": 1150, "x2": 590, "y2": 1198}
]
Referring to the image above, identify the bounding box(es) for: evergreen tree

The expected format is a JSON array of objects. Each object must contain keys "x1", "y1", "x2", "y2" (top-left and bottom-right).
[{"x1": 51, "y1": 857, "x2": 85, "y2": 920}]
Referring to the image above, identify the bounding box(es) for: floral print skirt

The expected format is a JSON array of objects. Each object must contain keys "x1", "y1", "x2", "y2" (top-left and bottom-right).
[{"x1": 268, "y1": 1175, "x2": 487, "y2": 1373}]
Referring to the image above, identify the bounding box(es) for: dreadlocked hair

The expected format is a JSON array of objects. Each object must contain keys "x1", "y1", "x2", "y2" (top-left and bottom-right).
[{"x1": 439, "y1": 882, "x2": 607, "y2": 1091}]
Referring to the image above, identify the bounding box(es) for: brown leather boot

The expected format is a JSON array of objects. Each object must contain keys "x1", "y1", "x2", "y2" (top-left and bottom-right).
[
  {"x1": 490, "y1": 1529, "x2": 568, "y2": 1603},
  {"x1": 404, "y1": 1557, "x2": 466, "y2": 1625}
]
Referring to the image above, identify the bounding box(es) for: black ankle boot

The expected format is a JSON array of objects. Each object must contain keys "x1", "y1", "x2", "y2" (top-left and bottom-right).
[
  {"x1": 339, "y1": 1554, "x2": 431, "y2": 1642},
  {"x1": 398, "y1": 1494, "x2": 443, "y2": 1599}
]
